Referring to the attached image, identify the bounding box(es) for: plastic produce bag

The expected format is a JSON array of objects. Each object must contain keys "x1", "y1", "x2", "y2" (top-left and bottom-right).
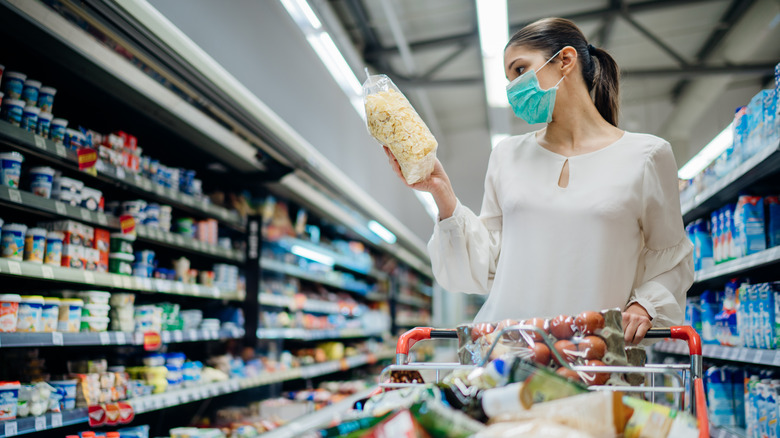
[{"x1": 363, "y1": 73, "x2": 438, "y2": 185}]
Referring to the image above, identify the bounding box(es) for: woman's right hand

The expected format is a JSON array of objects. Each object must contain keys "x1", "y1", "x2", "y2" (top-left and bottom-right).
[{"x1": 383, "y1": 146, "x2": 457, "y2": 219}]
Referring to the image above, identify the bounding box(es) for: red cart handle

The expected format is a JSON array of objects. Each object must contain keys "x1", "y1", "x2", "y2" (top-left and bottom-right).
[{"x1": 396, "y1": 327, "x2": 457, "y2": 364}]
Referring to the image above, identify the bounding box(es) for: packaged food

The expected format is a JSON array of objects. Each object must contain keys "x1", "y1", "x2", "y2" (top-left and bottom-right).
[
  {"x1": 37, "y1": 86, "x2": 56, "y2": 113},
  {"x1": 363, "y1": 73, "x2": 438, "y2": 184},
  {"x1": 58, "y1": 298, "x2": 83, "y2": 332},
  {"x1": 21, "y1": 79, "x2": 41, "y2": 106},
  {"x1": 85, "y1": 247, "x2": 100, "y2": 271},
  {"x1": 23, "y1": 227, "x2": 46, "y2": 263},
  {"x1": 623, "y1": 395, "x2": 699, "y2": 438},
  {"x1": 110, "y1": 233, "x2": 135, "y2": 254},
  {"x1": 81, "y1": 316, "x2": 110, "y2": 332},
  {"x1": 2, "y1": 71, "x2": 26, "y2": 99},
  {"x1": 21, "y1": 105, "x2": 39, "y2": 132},
  {"x1": 0, "y1": 381, "x2": 20, "y2": 421},
  {"x1": 41, "y1": 297, "x2": 59, "y2": 332},
  {"x1": 16, "y1": 295, "x2": 44, "y2": 332},
  {"x1": 80, "y1": 187, "x2": 103, "y2": 212},
  {"x1": 36, "y1": 111, "x2": 53, "y2": 137},
  {"x1": 29, "y1": 166, "x2": 55, "y2": 198},
  {"x1": 52, "y1": 175, "x2": 83, "y2": 195},
  {"x1": 62, "y1": 244, "x2": 85, "y2": 269},
  {"x1": 0, "y1": 294, "x2": 21, "y2": 332},
  {"x1": 44, "y1": 231, "x2": 64, "y2": 266},
  {"x1": 50, "y1": 118, "x2": 68, "y2": 143},
  {"x1": 110, "y1": 252, "x2": 134, "y2": 275},
  {"x1": 1, "y1": 222, "x2": 27, "y2": 260},
  {"x1": 1, "y1": 98, "x2": 24, "y2": 126},
  {"x1": 0, "y1": 151, "x2": 24, "y2": 189}
]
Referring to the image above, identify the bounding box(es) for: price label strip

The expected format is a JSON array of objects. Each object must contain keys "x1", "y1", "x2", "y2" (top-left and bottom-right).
[
  {"x1": 50, "y1": 413, "x2": 62, "y2": 428},
  {"x1": 33, "y1": 135, "x2": 47, "y2": 149},
  {"x1": 4, "y1": 421, "x2": 17, "y2": 437},
  {"x1": 34, "y1": 416, "x2": 46, "y2": 431},
  {"x1": 8, "y1": 189, "x2": 22, "y2": 204}
]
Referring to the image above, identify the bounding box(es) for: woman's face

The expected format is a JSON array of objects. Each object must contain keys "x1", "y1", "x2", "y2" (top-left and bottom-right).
[{"x1": 504, "y1": 45, "x2": 561, "y2": 89}]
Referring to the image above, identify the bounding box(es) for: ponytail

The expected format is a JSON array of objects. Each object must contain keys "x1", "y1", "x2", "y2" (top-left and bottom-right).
[
  {"x1": 507, "y1": 18, "x2": 621, "y2": 127},
  {"x1": 590, "y1": 47, "x2": 620, "y2": 126}
]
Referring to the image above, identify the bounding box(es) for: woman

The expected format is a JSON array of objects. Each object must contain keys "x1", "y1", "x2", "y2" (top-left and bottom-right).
[{"x1": 384, "y1": 18, "x2": 694, "y2": 345}]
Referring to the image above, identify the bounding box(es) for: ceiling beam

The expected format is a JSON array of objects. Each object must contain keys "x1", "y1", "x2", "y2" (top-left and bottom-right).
[
  {"x1": 420, "y1": 41, "x2": 470, "y2": 79},
  {"x1": 595, "y1": 0, "x2": 622, "y2": 48},
  {"x1": 619, "y1": 10, "x2": 689, "y2": 66},
  {"x1": 368, "y1": 0, "x2": 724, "y2": 56},
  {"x1": 393, "y1": 63, "x2": 777, "y2": 88}
]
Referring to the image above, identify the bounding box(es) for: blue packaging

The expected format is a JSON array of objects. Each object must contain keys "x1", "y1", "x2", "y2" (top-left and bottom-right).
[
  {"x1": 758, "y1": 283, "x2": 776, "y2": 349},
  {"x1": 737, "y1": 283, "x2": 749, "y2": 347},
  {"x1": 734, "y1": 196, "x2": 766, "y2": 257},
  {"x1": 711, "y1": 210, "x2": 722, "y2": 263},
  {"x1": 20, "y1": 106, "x2": 39, "y2": 132},
  {"x1": 730, "y1": 367, "x2": 747, "y2": 428},
  {"x1": 707, "y1": 367, "x2": 737, "y2": 427},
  {"x1": 20, "y1": 79, "x2": 40, "y2": 107},
  {"x1": 1, "y1": 71, "x2": 26, "y2": 99},
  {"x1": 685, "y1": 297, "x2": 702, "y2": 334},
  {"x1": 724, "y1": 204, "x2": 738, "y2": 261},
  {"x1": 764, "y1": 89, "x2": 778, "y2": 146},
  {"x1": 767, "y1": 196, "x2": 780, "y2": 248},
  {"x1": 734, "y1": 106, "x2": 749, "y2": 160},
  {"x1": 749, "y1": 285, "x2": 763, "y2": 349},
  {"x1": 1, "y1": 98, "x2": 24, "y2": 126},
  {"x1": 701, "y1": 291, "x2": 722, "y2": 345},
  {"x1": 692, "y1": 218, "x2": 714, "y2": 271}
]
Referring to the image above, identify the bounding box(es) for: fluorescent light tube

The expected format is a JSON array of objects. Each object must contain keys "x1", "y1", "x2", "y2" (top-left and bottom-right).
[
  {"x1": 476, "y1": 0, "x2": 509, "y2": 109},
  {"x1": 368, "y1": 220, "x2": 397, "y2": 244},
  {"x1": 678, "y1": 122, "x2": 734, "y2": 180},
  {"x1": 307, "y1": 32, "x2": 363, "y2": 96},
  {"x1": 291, "y1": 244, "x2": 335, "y2": 267},
  {"x1": 280, "y1": 0, "x2": 321, "y2": 29}
]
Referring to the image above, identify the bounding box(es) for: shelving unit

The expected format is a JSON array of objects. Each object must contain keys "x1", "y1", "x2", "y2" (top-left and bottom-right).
[
  {"x1": 694, "y1": 246, "x2": 780, "y2": 283},
  {"x1": 256, "y1": 327, "x2": 384, "y2": 341},
  {"x1": 654, "y1": 340, "x2": 780, "y2": 367},
  {"x1": 681, "y1": 141, "x2": 780, "y2": 223},
  {"x1": 0, "y1": 328, "x2": 245, "y2": 348},
  {"x1": 0, "y1": 351, "x2": 392, "y2": 438},
  {"x1": 0, "y1": 259, "x2": 244, "y2": 301},
  {"x1": 260, "y1": 258, "x2": 376, "y2": 297}
]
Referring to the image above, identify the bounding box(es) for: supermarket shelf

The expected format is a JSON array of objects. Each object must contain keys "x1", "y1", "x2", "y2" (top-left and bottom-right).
[
  {"x1": 272, "y1": 237, "x2": 381, "y2": 280},
  {"x1": 0, "y1": 185, "x2": 119, "y2": 229},
  {"x1": 259, "y1": 293, "x2": 342, "y2": 314},
  {"x1": 681, "y1": 141, "x2": 780, "y2": 223},
  {"x1": 654, "y1": 340, "x2": 780, "y2": 366},
  {"x1": 259, "y1": 387, "x2": 377, "y2": 438},
  {"x1": 260, "y1": 258, "x2": 374, "y2": 297},
  {"x1": 694, "y1": 246, "x2": 780, "y2": 283},
  {"x1": 0, "y1": 352, "x2": 393, "y2": 437},
  {"x1": 136, "y1": 225, "x2": 244, "y2": 262},
  {"x1": 0, "y1": 259, "x2": 244, "y2": 301},
  {"x1": 0, "y1": 327, "x2": 244, "y2": 348},
  {"x1": 256, "y1": 327, "x2": 386, "y2": 341},
  {"x1": 395, "y1": 320, "x2": 432, "y2": 328},
  {"x1": 0, "y1": 121, "x2": 244, "y2": 230},
  {"x1": 394, "y1": 295, "x2": 430, "y2": 309},
  {"x1": 710, "y1": 424, "x2": 746, "y2": 438}
]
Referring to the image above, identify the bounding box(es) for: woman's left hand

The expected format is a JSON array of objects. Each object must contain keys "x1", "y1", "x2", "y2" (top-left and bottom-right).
[{"x1": 622, "y1": 303, "x2": 652, "y2": 345}]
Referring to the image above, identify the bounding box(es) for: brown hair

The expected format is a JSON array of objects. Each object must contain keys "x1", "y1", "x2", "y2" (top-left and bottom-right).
[{"x1": 506, "y1": 18, "x2": 620, "y2": 126}]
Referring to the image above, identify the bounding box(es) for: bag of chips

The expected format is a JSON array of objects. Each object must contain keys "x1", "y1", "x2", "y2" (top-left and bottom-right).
[{"x1": 363, "y1": 73, "x2": 438, "y2": 184}]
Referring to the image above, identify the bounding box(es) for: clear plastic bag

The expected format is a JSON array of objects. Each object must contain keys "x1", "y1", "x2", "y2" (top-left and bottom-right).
[{"x1": 363, "y1": 73, "x2": 438, "y2": 185}]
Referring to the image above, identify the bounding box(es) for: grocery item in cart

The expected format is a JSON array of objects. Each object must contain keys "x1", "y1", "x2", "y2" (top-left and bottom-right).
[
  {"x1": 456, "y1": 309, "x2": 633, "y2": 386},
  {"x1": 364, "y1": 73, "x2": 438, "y2": 184}
]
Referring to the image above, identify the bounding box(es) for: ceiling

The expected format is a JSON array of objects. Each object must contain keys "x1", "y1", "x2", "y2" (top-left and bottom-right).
[{"x1": 326, "y1": 0, "x2": 780, "y2": 163}]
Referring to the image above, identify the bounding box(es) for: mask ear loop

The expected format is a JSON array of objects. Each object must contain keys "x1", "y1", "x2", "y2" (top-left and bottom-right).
[{"x1": 539, "y1": 48, "x2": 567, "y2": 89}]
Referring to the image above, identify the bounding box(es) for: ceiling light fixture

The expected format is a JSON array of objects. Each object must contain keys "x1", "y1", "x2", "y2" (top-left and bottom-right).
[
  {"x1": 678, "y1": 122, "x2": 734, "y2": 180},
  {"x1": 280, "y1": 0, "x2": 321, "y2": 30},
  {"x1": 476, "y1": 0, "x2": 509, "y2": 109},
  {"x1": 291, "y1": 244, "x2": 335, "y2": 267},
  {"x1": 368, "y1": 220, "x2": 397, "y2": 244}
]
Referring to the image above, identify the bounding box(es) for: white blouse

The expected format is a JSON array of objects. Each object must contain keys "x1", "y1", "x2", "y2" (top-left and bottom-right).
[{"x1": 429, "y1": 131, "x2": 694, "y2": 328}]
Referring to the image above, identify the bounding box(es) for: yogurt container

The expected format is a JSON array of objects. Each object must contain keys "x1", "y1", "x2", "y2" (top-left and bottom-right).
[
  {"x1": 41, "y1": 297, "x2": 60, "y2": 332},
  {"x1": 0, "y1": 294, "x2": 21, "y2": 332},
  {"x1": 64, "y1": 129, "x2": 84, "y2": 150},
  {"x1": 80, "y1": 187, "x2": 103, "y2": 211},
  {"x1": 82, "y1": 303, "x2": 110, "y2": 318},
  {"x1": 2, "y1": 71, "x2": 26, "y2": 99},
  {"x1": 109, "y1": 252, "x2": 134, "y2": 275},
  {"x1": 1, "y1": 98, "x2": 24, "y2": 126},
  {"x1": 0, "y1": 151, "x2": 23, "y2": 188},
  {"x1": 0, "y1": 381, "x2": 20, "y2": 421},
  {"x1": 37, "y1": 86, "x2": 56, "y2": 113},
  {"x1": 61, "y1": 244, "x2": 85, "y2": 269},
  {"x1": 80, "y1": 316, "x2": 109, "y2": 332},
  {"x1": 135, "y1": 250, "x2": 155, "y2": 265},
  {"x1": 132, "y1": 263, "x2": 153, "y2": 278},
  {"x1": 16, "y1": 295, "x2": 44, "y2": 332},
  {"x1": 109, "y1": 292, "x2": 134, "y2": 307},
  {"x1": 21, "y1": 79, "x2": 40, "y2": 106},
  {"x1": 44, "y1": 231, "x2": 64, "y2": 265},
  {"x1": 53, "y1": 175, "x2": 84, "y2": 194},
  {"x1": 54, "y1": 190, "x2": 81, "y2": 207},
  {"x1": 176, "y1": 218, "x2": 195, "y2": 237},
  {"x1": 36, "y1": 111, "x2": 53, "y2": 137},
  {"x1": 29, "y1": 166, "x2": 55, "y2": 198},
  {"x1": 48, "y1": 379, "x2": 77, "y2": 400},
  {"x1": 57, "y1": 298, "x2": 83, "y2": 332},
  {"x1": 79, "y1": 291, "x2": 111, "y2": 305},
  {"x1": 21, "y1": 105, "x2": 39, "y2": 132},
  {"x1": 1, "y1": 223, "x2": 27, "y2": 260},
  {"x1": 23, "y1": 227, "x2": 46, "y2": 263},
  {"x1": 50, "y1": 118, "x2": 68, "y2": 143},
  {"x1": 110, "y1": 233, "x2": 135, "y2": 254}
]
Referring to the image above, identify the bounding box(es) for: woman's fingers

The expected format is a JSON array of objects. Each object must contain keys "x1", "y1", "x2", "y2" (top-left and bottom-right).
[{"x1": 622, "y1": 312, "x2": 652, "y2": 345}]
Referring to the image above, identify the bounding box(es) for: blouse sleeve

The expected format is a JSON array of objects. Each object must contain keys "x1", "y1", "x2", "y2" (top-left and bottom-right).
[
  {"x1": 427, "y1": 152, "x2": 502, "y2": 295},
  {"x1": 629, "y1": 142, "x2": 694, "y2": 329}
]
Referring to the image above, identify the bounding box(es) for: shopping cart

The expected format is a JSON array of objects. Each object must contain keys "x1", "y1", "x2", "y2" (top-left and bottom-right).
[{"x1": 379, "y1": 324, "x2": 708, "y2": 438}]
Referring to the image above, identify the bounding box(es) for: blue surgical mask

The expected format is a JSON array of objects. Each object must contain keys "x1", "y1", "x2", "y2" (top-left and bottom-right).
[{"x1": 506, "y1": 49, "x2": 565, "y2": 124}]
